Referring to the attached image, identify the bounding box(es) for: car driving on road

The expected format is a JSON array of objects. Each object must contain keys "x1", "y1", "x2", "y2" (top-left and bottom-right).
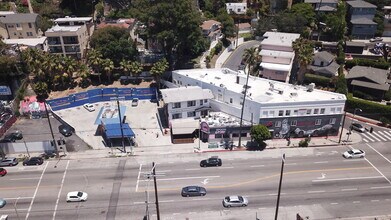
[
  {"x1": 350, "y1": 123, "x2": 365, "y2": 132},
  {"x1": 222, "y1": 196, "x2": 248, "y2": 208},
  {"x1": 0, "y1": 198, "x2": 6, "y2": 208},
  {"x1": 66, "y1": 191, "x2": 88, "y2": 202},
  {"x1": 343, "y1": 149, "x2": 365, "y2": 159},
  {"x1": 0, "y1": 168, "x2": 7, "y2": 176},
  {"x1": 200, "y1": 156, "x2": 222, "y2": 167},
  {"x1": 181, "y1": 186, "x2": 206, "y2": 197},
  {"x1": 0, "y1": 157, "x2": 18, "y2": 167}
]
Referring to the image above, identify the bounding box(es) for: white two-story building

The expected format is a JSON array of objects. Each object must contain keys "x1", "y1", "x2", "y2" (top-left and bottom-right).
[{"x1": 167, "y1": 68, "x2": 346, "y2": 140}]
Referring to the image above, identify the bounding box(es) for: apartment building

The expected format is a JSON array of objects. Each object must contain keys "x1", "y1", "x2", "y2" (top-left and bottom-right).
[
  {"x1": 0, "y1": 13, "x2": 40, "y2": 39},
  {"x1": 167, "y1": 68, "x2": 346, "y2": 140},
  {"x1": 226, "y1": 2, "x2": 247, "y2": 14},
  {"x1": 45, "y1": 17, "x2": 93, "y2": 59},
  {"x1": 346, "y1": 0, "x2": 377, "y2": 39},
  {"x1": 259, "y1": 32, "x2": 300, "y2": 83}
]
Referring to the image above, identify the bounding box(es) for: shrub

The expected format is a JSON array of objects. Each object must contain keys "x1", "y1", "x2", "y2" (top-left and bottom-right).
[
  {"x1": 352, "y1": 90, "x2": 375, "y2": 101},
  {"x1": 345, "y1": 58, "x2": 390, "y2": 70},
  {"x1": 384, "y1": 89, "x2": 391, "y2": 101},
  {"x1": 380, "y1": 117, "x2": 391, "y2": 126},
  {"x1": 298, "y1": 139, "x2": 309, "y2": 147},
  {"x1": 346, "y1": 93, "x2": 391, "y2": 121},
  {"x1": 214, "y1": 42, "x2": 223, "y2": 54},
  {"x1": 304, "y1": 73, "x2": 333, "y2": 87}
]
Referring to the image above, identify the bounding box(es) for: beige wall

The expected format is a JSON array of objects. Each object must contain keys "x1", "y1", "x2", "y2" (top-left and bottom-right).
[
  {"x1": 6, "y1": 22, "x2": 39, "y2": 39},
  {"x1": 0, "y1": 23, "x2": 8, "y2": 39}
]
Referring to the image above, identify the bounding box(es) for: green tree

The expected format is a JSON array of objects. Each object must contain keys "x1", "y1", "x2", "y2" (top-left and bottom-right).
[
  {"x1": 87, "y1": 49, "x2": 104, "y2": 83},
  {"x1": 290, "y1": 3, "x2": 316, "y2": 25},
  {"x1": 324, "y1": 3, "x2": 347, "y2": 41},
  {"x1": 90, "y1": 26, "x2": 137, "y2": 65},
  {"x1": 150, "y1": 58, "x2": 169, "y2": 89},
  {"x1": 102, "y1": 58, "x2": 114, "y2": 82},
  {"x1": 217, "y1": 9, "x2": 236, "y2": 38},
  {"x1": 276, "y1": 12, "x2": 308, "y2": 34},
  {"x1": 292, "y1": 37, "x2": 314, "y2": 83},
  {"x1": 335, "y1": 68, "x2": 348, "y2": 95},
  {"x1": 254, "y1": 16, "x2": 277, "y2": 37},
  {"x1": 129, "y1": 61, "x2": 143, "y2": 77},
  {"x1": 250, "y1": 124, "x2": 271, "y2": 148}
]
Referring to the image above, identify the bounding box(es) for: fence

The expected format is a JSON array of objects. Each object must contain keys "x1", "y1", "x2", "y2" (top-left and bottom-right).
[
  {"x1": 47, "y1": 87, "x2": 157, "y2": 111},
  {"x1": 0, "y1": 115, "x2": 17, "y2": 138}
]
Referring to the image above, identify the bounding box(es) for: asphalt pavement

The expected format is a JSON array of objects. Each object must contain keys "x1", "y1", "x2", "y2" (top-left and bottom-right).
[{"x1": 222, "y1": 40, "x2": 261, "y2": 71}]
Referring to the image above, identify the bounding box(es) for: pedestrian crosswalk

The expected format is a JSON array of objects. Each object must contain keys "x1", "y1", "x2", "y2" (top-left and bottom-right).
[{"x1": 361, "y1": 130, "x2": 391, "y2": 143}]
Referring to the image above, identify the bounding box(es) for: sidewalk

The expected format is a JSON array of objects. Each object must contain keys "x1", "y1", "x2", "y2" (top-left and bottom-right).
[{"x1": 215, "y1": 37, "x2": 244, "y2": 68}]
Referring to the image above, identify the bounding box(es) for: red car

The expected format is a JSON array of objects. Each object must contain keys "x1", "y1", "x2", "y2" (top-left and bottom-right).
[{"x1": 0, "y1": 168, "x2": 7, "y2": 176}]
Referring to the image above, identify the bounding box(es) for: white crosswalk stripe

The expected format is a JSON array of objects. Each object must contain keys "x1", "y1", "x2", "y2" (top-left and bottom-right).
[
  {"x1": 378, "y1": 131, "x2": 391, "y2": 141},
  {"x1": 359, "y1": 130, "x2": 391, "y2": 142},
  {"x1": 361, "y1": 133, "x2": 376, "y2": 142},
  {"x1": 363, "y1": 138, "x2": 369, "y2": 143},
  {"x1": 372, "y1": 132, "x2": 388, "y2": 141}
]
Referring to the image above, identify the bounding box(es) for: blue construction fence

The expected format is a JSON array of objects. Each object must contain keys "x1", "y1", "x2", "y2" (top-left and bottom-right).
[{"x1": 47, "y1": 87, "x2": 157, "y2": 111}]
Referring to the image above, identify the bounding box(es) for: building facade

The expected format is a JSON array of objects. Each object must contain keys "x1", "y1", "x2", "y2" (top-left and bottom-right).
[
  {"x1": 45, "y1": 17, "x2": 93, "y2": 59},
  {"x1": 346, "y1": 0, "x2": 377, "y2": 39},
  {"x1": 167, "y1": 68, "x2": 346, "y2": 139},
  {"x1": 259, "y1": 32, "x2": 300, "y2": 82},
  {"x1": 226, "y1": 3, "x2": 247, "y2": 14},
  {"x1": 305, "y1": 0, "x2": 338, "y2": 12},
  {"x1": 0, "y1": 13, "x2": 40, "y2": 40}
]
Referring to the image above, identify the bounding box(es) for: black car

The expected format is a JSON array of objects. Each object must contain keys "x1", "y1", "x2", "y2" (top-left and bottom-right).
[
  {"x1": 1, "y1": 131, "x2": 23, "y2": 142},
  {"x1": 181, "y1": 186, "x2": 206, "y2": 197},
  {"x1": 58, "y1": 124, "x2": 73, "y2": 137},
  {"x1": 23, "y1": 157, "x2": 44, "y2": 166},
  {"x1": 200, "y1": 156, "x2": 222, "y2": 167}
]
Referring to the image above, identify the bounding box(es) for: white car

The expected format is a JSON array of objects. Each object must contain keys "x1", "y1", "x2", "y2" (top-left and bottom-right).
[
  {"x1": 343, "y1": 149, "x2": 365, "y2": 159},
  {"x1": 370, "y1": 37, "x2": 383, "y2": 42},
  {"x1": 83, "y1": 103, "x2": 95, "y2": 112},
  {"x1": 131, "y1": 98, "x2": 139, "y2": 107},
  {"x1": 222, "y1": 195, "x2": 248, "y2": 208},
  {"x1": 66, "y1": 191, "x2": 88, "y2": 202}
]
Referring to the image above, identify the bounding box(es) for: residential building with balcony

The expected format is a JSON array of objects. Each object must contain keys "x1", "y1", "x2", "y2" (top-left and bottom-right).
[
  {"x1": 45, "y1": 17, "x2": 93, "y2": 59},
  {"x1": 166, "y1": 68, "x2": 346, "y2": 140},
  {"x1": 346, "y1": 0, "x2": 377, "y2": 39},
  {"x1": 0, "y1": 13, "x2": 40, "y2": 39},
  {"x1": 259, "y1": 31, "x2": 300, "y2": 83}
]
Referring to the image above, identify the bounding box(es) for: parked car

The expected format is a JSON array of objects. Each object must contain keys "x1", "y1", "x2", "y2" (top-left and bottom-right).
[
  {"x1": 23, "y1": 157, "x2": 44, "y2": 166},
  {"x1": 0, "y1": 168, "x2": 7, "y2": 176},
  {"x1": 0, "y1": 157, "x2": 18, "y2": 167},
  {"x1": 58, "y1": 124, "x2": 72, "y2": 137},
  {"x1": 222, "y1": 196, "x2": 248, "y2": 208},
  {"x1": 83, "y1": 103, "x2": 95, "y2": 112},
  {"x1": 0, "y1": 198, "x2": 6, "y2": 208},
  {"x1": 350, "y1": 123, "x2": 365, "y2": 132},
  {"x1": 343, "y1": 149, "x2": 365, "y2": 159},
  {"x1": 200, "y1": 156, "x2": 222, "y2": 167},
  {"x1": 131, "y1": 98, "x2": 139, "y2": 107},
  {"x1": 66, "y1": 191, "x2": 88, "y2": 202},
  {"x1": 181, "y1": 186, "x2": 207, "y2": 197},
  {"x1": 1, "y1": 131, "x2": 23, "y2": 142},
  {"x1": 370, "y1": 37, "x2": 383, "y2": 42}
]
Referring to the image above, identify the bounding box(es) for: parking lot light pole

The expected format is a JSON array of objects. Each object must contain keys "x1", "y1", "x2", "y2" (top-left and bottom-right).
[
  {"x1": 43, "y1": 100, "x2": 60, "y2": 158},
  {"x1": 274, "y1": 153, "x2": 285, "y2": 220}
]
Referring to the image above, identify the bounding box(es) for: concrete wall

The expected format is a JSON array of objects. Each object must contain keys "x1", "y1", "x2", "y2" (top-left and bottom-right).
[{"x1": 0, "y1": 141, "x2": 55, "y2": 154}]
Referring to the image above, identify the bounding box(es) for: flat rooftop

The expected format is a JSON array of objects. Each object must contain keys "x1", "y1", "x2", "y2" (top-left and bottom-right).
[
  {"x1": 3, "y1": 37, "x2": 47, "y2": 46},
  {"x1": 262, "y1": 32, "x2": 300, "y2": 47},
  {"x1": 54, "y1": 17, "x2": 92, "y2": 22},
  {"x1": 46, "y1": 25, "x2": 82, "y2": 32},
  {"x1": 173, "y1": 68, "x2": 346, "y2": 104}
]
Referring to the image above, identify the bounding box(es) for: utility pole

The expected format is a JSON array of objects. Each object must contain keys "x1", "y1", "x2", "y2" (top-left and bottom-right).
[
  {"x1": 152, "y1": 162, "x2": 160, "y2": 220},
  {"x1": 43, "y1": 100, "x2": 59, "y2": 158},
  {"x1": 116, "y1": 98, "x2": 126, "y2": 153},
  {"x1": 338, "y1": 111, "x2": 347, "y2": 144},
  {"x1": 238, "y1": 65, "x2": 251, "y2": 148},
  {"x1": 274, "y1": 153, "x2": 285, "y2": 220}
]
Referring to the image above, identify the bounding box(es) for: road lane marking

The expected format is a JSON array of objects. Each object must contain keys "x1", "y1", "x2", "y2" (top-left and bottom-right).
[
  {"x1": 185, "y1": 168, "x2": 200, "y2": 171},
  {"x1": 160, "y1": 200, "x2": 174, "y2": 203},
  {"x1": 285, "y1": 163, "x2": 297, "y2": 166},
  {"x1": 140, "y1": 175, "x2": 220, "y2": 181},
  {"x1": 371, "y1": 200, "x2": 380, "y2": 202},
  {"x1": 370, "y1": 186, "x2": 391, "y2": 189},
  {"x1": 330, "y1": 203, "x2": 338, "y2": 205},
  {"x1": 341, "y1": 188, "x2": 357, "y2": 191},
  {"x1": 361, "y1": 133, "x2": 375, "y2": 142},
  {"x1": 372, "y1": 132, "x2": 387, "y2": 141},
  {"x1": 10, "y1": 177, "x2": 40, "y2": 181},
  {"x1": 53, "y1": 160, "x2": 69, "y2": 220},
  {"x1": 25, "y1": 161, "x2": 49, "y2": 220},
  {"x1": 158, "y1": 170, "x2": 172, "y2": 172},
  {"x1": 353, "y1": 201, "x2": 360, "y2": 203},
  {"x1": 2, "y1": 208, "x2": 28, "y2": 212},
  {"x1": 250, "y1": 165, "x2": 265, "y2": 167},
  {"x1": 3, "y1": 197, "x2": 33, "y2": 200},
  {"x1": 378, "y1": 131, "x2": 391, "y2": 140},
  {"x1": 312, "y1": 176, "x2": 383, "y2": 182},
  {"x1": 367, "y1": 133, "x2": 381, "y2": 142},
  {"x1": 135, "y1": 164, "x2": 142, "y2": 192},
  {"x1": 314, "y1": 161, "x2": 328, "y2": 164},
  {"x1": 307, "y1": 190, "x2": 325, "y2": 193},
  {"x1": 217, "y1": 167, "x2": 234, "y2": 169},
  {"x1": 366, "y1": 143, "x2": 391, "y2": 165},
  {"x1": 364, "y1": 157, "x2": 391, "y2": 185}
]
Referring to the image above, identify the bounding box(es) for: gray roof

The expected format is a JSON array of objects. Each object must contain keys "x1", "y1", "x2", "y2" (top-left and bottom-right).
[
  {"x1": 351, "y1": 80, "x2": 390, "y2": 91},
  {"x1": 346, "y1": 0, "x2": 376, "y2": 8},
  {"x1": 316, "y1": 5, "x2": 337, "y2": 11},
  {"x1": 351, "y1": 17, "x2": 377, "y2": 25},
  {"x1": 161, "y1": 86, "x2": 214, "y2": 103},
  {"x1": 0, "y1": 13, "x2": 38, "y2": 24},
  {"x1": 305, "y1": 0, "x2": 338, "y2": 3},
  {"x1": 313, "y1": 51, "x2": 335, "y2": 64},
  {"x1": 309, "y1": 62, "x2": 339, "y2": 77},
  {"x1": 346, "y1": 41, "x2": 365, "y2": 47},
  {"x1": 346, "y1": 66, "x2": 389, "y2": 85}
]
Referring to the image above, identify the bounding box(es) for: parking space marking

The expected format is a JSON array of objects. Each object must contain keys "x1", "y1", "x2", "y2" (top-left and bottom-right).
[
  {"x1": 135, "y1": 164, "x2": 142, "y2": 192},
  {"x1": 3, "y1": 197, "x2": 33, "y2": 200},
  {"x1": 370, "y1": 186, "x2": 391, "y2": 189},
  {"x1": 341, "y1": 188, "x2": 357, "y2": 191},
  {"x1": 314, "y1": 161, "x2": 328, "y2": 164},
  {"x1": 53, "y1": 160, "x2": 69, "y2": 220},
  {"x1": 10, "y1": 177, "x2": 40, "y2": 181},
  {"x1": 185, "y1": 168, "x2": 200, "y2": 171},
  {"x1": 25, "y1": 161, "x2": 49, "y2": 220}
]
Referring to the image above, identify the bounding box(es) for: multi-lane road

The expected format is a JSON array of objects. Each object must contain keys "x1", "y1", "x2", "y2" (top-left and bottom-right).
[{"x1": 1, "y1": 143, "x2": 391, "y2": 220}]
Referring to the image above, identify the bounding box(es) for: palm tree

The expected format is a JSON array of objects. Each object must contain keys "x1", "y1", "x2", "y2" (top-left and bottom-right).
[
  {"x1": 87, "y1": 49, "x2": 104, "y2": 83},
  {"x1": 119, "y1": 59, "x2": 132, "y2": 77},
  {"x1": 129, "y1": 61, "x2": 143, "y2": 78},
  {"x1": 77, "y1": 63, "x2": 91, "y2": 87},
  {"x1": 242, "y1": 47, "x2": 261, "y2": 76},
  {"x1": 292, "y1": 37, "x2": 314, "y2": 84},
  {"x1": 150, "y1": 58, "x2": 169, "y2": 89},
  {"x1": 102, "y1": 58, "x2": 114, "y2": 82}
]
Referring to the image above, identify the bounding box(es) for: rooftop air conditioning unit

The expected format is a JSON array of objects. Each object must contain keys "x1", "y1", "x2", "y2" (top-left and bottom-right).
[{"x1": 307, "y1": 83, "x2": 315, "y2": 92}]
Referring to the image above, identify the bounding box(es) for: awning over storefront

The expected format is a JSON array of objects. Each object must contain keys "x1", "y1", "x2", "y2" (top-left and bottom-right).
[{"x1": 171, "y1": 118, "x2": 199, "y2": 135}]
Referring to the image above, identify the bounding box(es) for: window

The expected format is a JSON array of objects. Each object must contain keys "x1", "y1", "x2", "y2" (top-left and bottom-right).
[
  {"x1": 329, "y1": 118, "x2": 336, "y2": 124},
  {"x1": 28, "y1": 23, "x2": 32, "y2": 28},
  {"x1": 262, "y1": 111, "x2": 268, "y2": 117},
  {"x1": 200, "y1": 100, "x2": 203, "y2": 105},
  {"x1": 275, "y1": 121, "x2": 281, "y2": 127},
  {"x1": 269, "y1": 111, "x2": 275, "y2": 117},
  {"x1": 278, "y1": 110, "x2": 284, "y2": 116},
  {"x1": 187, "y1": 100, "x2": 196, "y2": 107},
  {"x1": 215, "y1": 134, "x2": 223, "y2": 138},
  {"x1": 204, "y1": 99, "x2": 208, "y2": 103},
  {"x1": 306, "y1": 109, "x2": 311, "y2": 115},
  {"x1": 315, "y1": 119, "x2": 322, "y2": 125},
  {"x1": 172, "y1": 113, "x2": 182, "y2": 119},
  {"x1": 285, "y1": 110, "x2": 291, "y2": 116},
  {"x1": 16, "y1": 24, "x2": 20, "y2": 27},
  {"x1": 290, "y1": 120, "x2": 297, "y2": 126},
  {"x1": 8, "y1": 25, "x2": 14, "y2": 28},
  {"x1": 337, "y1": 107, "x2": 342, "y2": 113},
  {"x1": 173, "y1": 102, "x2": 181, "y2": 109},
  {"x1": 330, "y1": 108, "x2": 335, "y2": 114},
  {"x1": 230, "y1": 98, "x2": 233, "y2": 104},
  {"x1": 320, "y1": 108, "x2": 325, "y2": 114},
  {"x1": 27, "y1": 32, "x2": 33, "y2": 36},
  {"x1": 293, "y1": 110, "x2": 298, "y2": 116},
  {"x1": 314, "y1": 109, "x2": 319, "y2": 114},
  {"x1": 187, "y1": 111, "x2": 196, "y2": 117}
]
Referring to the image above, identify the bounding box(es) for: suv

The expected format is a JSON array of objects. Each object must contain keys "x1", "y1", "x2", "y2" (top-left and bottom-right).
[
  {"x1": 1, "y1": 131, "x2": 23, "y2": 142},
  {"x1": 0, "y1": 157, "x2": 18, "y2": 167},
  {"x1": 200, "y1": 156, "x2": 222, "y2": 167},
  {"x1": 23, "y1": 157, "x2": 44, "y2": 166}
]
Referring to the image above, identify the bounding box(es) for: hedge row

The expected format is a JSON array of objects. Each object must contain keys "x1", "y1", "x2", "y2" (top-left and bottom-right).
[
  {"x1": 303, "y1": 73, "x2": 334, "y2": 88},
  {"x1": 346, "y1": 94, "x2": 391, "y2": 121},
  {"x1": 345, "y1": 58, "x2": 390, "y2": 70}
]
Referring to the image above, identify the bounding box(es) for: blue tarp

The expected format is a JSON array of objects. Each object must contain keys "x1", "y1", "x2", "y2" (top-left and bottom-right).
[
  {"x1": 104, "y1": 123, "x2": 135, "y2": 138},
  {"x1": 0, "y1": 86, "x2": 11, "y2": 95}
]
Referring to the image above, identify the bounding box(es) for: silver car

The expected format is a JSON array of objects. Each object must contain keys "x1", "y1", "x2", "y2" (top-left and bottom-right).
[
  {"x1": 222, "y1": 195, "x2": 248, "y2": 208},
  {"x1": 0, "y1": 157, "x2": 18, "y2": 167}
]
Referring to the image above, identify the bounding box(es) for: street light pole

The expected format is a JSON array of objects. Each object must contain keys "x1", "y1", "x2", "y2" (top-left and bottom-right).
[
  {"x1": 238, "y1": 65, "x2": 251, "y2": 148},
  {"x1": 43, "y1": 100, "x2": 59, "y2": 158},
  {"x1": 198, "y1": 119, "x2": 201, "y2": 151},
  {"x1": 116, "y1": 98, "x2": 126, "y2": 153},
  {"x1": 274, "y1": 153, "x2": 285, "y2": 220},
  {"x1": 338, "y1": 110, "x2": 347, "y2": 144},
  {"x1": 152, "y1": 162, "x2": 161, "y2": 220}
]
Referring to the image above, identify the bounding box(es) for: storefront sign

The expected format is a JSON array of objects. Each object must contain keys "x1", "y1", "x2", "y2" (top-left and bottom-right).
[
  {"x1": 215, "y1": 128, "x2": 226, "y2": 134},
  {"x1": 200, "y1": 121, "x2": 210, "y2": 133}
]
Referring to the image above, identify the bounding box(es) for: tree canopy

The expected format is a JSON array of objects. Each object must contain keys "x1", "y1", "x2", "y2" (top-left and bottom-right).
[
  {"x1": 290, "y1": 3, "x2": 316, "y2": 25},
  {"x1": 90, "y1": 26, "x2": 137, "y2": 65},
  {"x1": 250, "y1": 124, "x2": 271, "y2": 147}
]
